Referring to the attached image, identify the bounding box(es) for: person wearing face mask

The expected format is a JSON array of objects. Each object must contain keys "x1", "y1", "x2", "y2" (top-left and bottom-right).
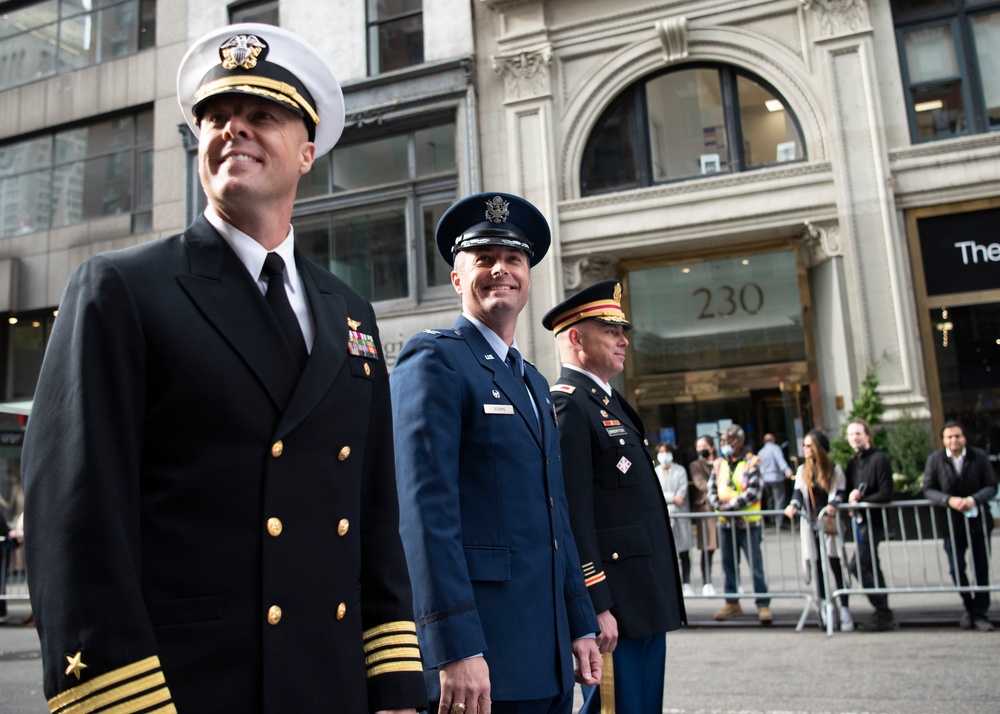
[
  {"x1": 709, "y1": 424, "x2": 771, "y2": 623},
  {"x1": 656, "y1": 443, "x2": 694, "y2": 596},
  {"x1": 687, "y1": 436, "x2": 718, "y2": 596}
]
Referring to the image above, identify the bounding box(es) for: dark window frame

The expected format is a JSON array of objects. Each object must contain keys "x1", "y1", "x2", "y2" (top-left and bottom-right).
[
  {"x1": 580, "y1": 63, "x2": 806, "y2": 197},
  {"x1": 892, "y1": 0, "x2": 1000, "y2": 142},
  {"x1": 366, "y1": 0, "x2": 423, "y2": 76},
  {"x1": 227, "y1": 0, "x2": 279, "y2": 25}
]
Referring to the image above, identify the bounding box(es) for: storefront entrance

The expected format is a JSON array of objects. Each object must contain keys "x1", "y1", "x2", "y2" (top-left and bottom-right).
[
  {"x1": 908, "y1": 200, "x2": 1000, "y2": 470},
  {"x1": 623, "y1": 242, "x2": 815, "y2": 466}
]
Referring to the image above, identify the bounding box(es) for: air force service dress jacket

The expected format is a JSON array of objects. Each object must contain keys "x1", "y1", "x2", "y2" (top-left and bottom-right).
[
  {"x1": 390, "y1": 315, "x2": 599, "y2": 703},
  {"x1": 22, "y1": 215, "x2": 425, "y2": 714},
  {"x1": 551, "y1": 368, "x2": 686, "y2": 638}
]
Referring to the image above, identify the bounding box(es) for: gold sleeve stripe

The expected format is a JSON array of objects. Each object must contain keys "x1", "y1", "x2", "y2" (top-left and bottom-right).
[
  {"x1": 363, "y1": 633, "x2": 419, "y2": 654},
  {"x1": 87, "y1": 687, "x2": 172, "y2": 714},
  {"x1": 363, "y1": 620, "x2": 417, "y2": 641},
  {"x1": 365, "y1": 646, "x2": 422, "y2": 666},
  {"x1": 56, "y1": 673, "x2": 166, "y2": 714},
  {"x1": 367, "y1": 660, "x2": 424, "y2": 678},
  {"x1": 585, "y1": 572, "x2": 606, "y2": 587},
  {"x1": 48, "y1": 656, "x2": 164, "y2": 712},
  {"x1": 582, "y1": 562, "x2": 597, "y2": 576},
  {"x1": 145, "y1": 706, "x2": 179, "y2": 714}
]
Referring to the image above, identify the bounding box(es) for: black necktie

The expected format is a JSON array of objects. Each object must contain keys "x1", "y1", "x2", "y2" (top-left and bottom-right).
[
  {"x1": 508, "y1": 347, "x2": 539, "y2": 433},
  {"x1": 261, "y1": 253, "x2": 308, "y2": 370}
]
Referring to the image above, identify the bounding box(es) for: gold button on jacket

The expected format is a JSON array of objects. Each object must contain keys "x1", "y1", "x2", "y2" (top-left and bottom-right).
[
  {"x1": 337, "y1": 519, "x2": 349, "y2": 536},
  {"x1": 266, "y1": 518, "x2": 283, "y2": 537},
  {"x1": 271, "y1": 440, "x2": 284, "y2": 458},
  {"x1": 267, "y1": 605, "x2": 282, "y2": 625},
  {"x1": 336, "y1": 602, "x2": 347, "y2": 620},
  {"x1": 338, "y1": 446, "x2": 351, "y2": 461}
]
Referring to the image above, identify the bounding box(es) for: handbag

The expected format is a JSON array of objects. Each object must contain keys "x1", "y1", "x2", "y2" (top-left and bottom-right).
[{"x1": 809, "y1": 488, "x2": 839, "y2": 535}]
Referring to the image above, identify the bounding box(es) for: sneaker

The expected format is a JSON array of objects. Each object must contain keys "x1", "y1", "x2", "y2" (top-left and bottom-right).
[
  {"x1": 682, "y1": 583, "x2": 694, "y2": 596},
  {"x1": 839, "y1": 606, "x2": 855, "y2": 632},
  {"x1": 714, "y1": 603, "x2": 743, "y2": 620},
  {"x1": 973, "y1": 618, "x2": 994, "y2": 633},
  {"x1": 960, "y1": 612, "x2": 974, "y2": 630},
  {"x1": 758, "y1": 606, "x2": 773, "y2": 624},
  {"x1": 702, "y1": 583, "x2": 716, "y2": 597}
]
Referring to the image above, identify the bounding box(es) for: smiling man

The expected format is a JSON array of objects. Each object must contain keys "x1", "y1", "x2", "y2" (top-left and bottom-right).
[
  {"x1": 543, "y1": 280, "x2": 685, "y2": 714},
  {"x1": 22, "y1": 23, "x2": 424, "y2": 714},
  {"x1": 391, "y1": 193, "x2": 601, "y2": 714}
]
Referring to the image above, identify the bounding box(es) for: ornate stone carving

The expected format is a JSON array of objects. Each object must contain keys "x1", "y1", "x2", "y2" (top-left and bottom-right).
[
  {"x1": 656, "y1": 16, "x2": 688, "y2": 63},
  {"x1": 492, "y1": 47, "x2": 552, "y2": 101},
  {"x1": 563, "y1": 255, "x2": 619, "y2": 291},
  {"x1": 799, "y1": 220, "x2": 843, "y2": 267},
  {"x1": 802, "y1": 0, "x2": 868, "y2": 37}
]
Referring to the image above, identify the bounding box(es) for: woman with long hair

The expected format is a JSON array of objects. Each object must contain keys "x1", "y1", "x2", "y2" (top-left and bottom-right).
[
  {"x1": 784, "y1": 429, "x2": 854, "y2": 631},
  {"x1": 687, "y1": 435, "x2": 718, "y2": 595}
]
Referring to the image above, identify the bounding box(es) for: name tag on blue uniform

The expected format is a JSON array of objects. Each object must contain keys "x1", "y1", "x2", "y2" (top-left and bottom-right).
[{"x1": 484, "y1": 404, "x2": 514, "y2": 415}]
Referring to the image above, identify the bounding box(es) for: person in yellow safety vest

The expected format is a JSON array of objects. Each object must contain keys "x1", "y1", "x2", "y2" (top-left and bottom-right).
[{"x1": 708, "y1": 424, "x2": 772, "y2": 624}]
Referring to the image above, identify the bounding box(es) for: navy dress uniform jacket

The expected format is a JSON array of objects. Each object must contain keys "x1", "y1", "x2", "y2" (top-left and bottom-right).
[
  {"x1": 390, "y1": 316, "x2": 599, "y2": 703},
  {"x1": 550, "y1": 368, "x2": 685, "y2": 638},
  {"x1": 23, "y1": 216, "x2": 425, "y2": 714}
]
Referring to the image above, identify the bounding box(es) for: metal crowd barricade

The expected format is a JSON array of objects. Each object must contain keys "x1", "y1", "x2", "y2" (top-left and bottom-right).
[
  {"x1": 816, "y1": 497, "x2": 1000, "y2": 637},
  {"x1": 676, "y1": 509, "x2": 820, "y2": 631},
  {"x1": 0, "y1": 535, "x2": 29, "y2": 606}
]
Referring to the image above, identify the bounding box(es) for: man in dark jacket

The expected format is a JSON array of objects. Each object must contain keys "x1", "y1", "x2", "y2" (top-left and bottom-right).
[
  {"x1": 845, "y1": 418, "x2": 897, "y2": 631},
  {"x1": 923, "y1": 421, "x2": 997, "y2": 632},
  {"x1": 543, "y1": 280, "x2": 685, "y2": 714},
  {"x1": 23, "y1": 24, "x2": 425, "y2": 713}
]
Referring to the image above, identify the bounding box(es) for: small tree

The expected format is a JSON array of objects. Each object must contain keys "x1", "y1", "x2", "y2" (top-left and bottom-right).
[{"x1": 884, "y1": 410, "x2": 932, "y2": 496}]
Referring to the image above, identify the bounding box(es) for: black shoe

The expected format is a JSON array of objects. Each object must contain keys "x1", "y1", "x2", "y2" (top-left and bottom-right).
[
  {"x1": 960, "y1": 612, "x2": 974, "y2": 630},
  {"x1": 858, "y1": 610, "x2": 898, "y2": 632}
]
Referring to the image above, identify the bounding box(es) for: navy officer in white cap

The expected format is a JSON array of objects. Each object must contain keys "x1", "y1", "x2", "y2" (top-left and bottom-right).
[
  {"x1": 24, "y1": 23, "x2": 424, "y2": 714},
  {"x1": 391, "y1": 193, "x2": 602, "y2": 714}
]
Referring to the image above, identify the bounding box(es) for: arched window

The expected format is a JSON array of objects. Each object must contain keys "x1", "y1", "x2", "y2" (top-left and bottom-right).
[{"x1": 581, "y1": 64, "x2": 806, "y2": 196}]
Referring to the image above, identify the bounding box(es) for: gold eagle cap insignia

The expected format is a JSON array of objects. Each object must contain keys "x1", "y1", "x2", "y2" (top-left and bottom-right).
[{"x1": 220, "y1": 34, "x2": 266, "y2": 70}]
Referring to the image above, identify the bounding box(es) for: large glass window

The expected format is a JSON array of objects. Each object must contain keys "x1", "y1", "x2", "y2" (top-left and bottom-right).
[
  {"x1": 628, "y1": 250, "x2": 807, "y2": 375},
  {"x1": 5, "y1": 308, "x2": 56, "y2": 400},
  {"x1": 893, "y1": 0, "x2": 1000, "y2": 140},
  {"x1": 0, "y1": 0, "x2": 155, "y2": 91},
  {"x1": 229, "y1": 0, "x2": 278, "y2": 25},
  {"x1": 581, "y1": 64, "x2": 804, "y2": 196},
  {"x1": 0, "y1": 109, "x2": 153, "y2": 238},
  {"x1": 367, "y1": 0, "x2": 423, "y2": 75},
  {"x1": 292, "y1": 120, "x2": 456, "y2": 305}
]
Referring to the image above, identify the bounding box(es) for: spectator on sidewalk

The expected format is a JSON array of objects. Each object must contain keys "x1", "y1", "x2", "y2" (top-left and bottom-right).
[
  {"x1": 656, "y1": 443, "x2": 694, "y2": 596},
  {"x1": 709, "y1": 424, "x2": 771, "y2": 624},
  {"x1": 923, "y1": 420, "x2": 997, "y2": 632},
  {"x1": 845, "y1": 418, "x2": 897, "y2": 632},
  {"x1": 758, "y1": 433, "x2": 794, "y2": 528},
  {"x1": 688, "y1": 436, "x2": 718, "y2": 596},
  {"x1": 785, "y1": 429, "x2": 853, "y2": 631}
]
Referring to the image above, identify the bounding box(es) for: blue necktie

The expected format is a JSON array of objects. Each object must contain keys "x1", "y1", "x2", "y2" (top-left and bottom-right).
[{"x1": 508, "y1": 347, "x2": 539, "y2": 433}]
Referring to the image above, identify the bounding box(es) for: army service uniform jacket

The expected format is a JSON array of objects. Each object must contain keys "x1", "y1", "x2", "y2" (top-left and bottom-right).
[
  {"x1": 23, "y1": 215, "x2": 425, "y2": 714},
  {"x1": 390, "y1": 316, "x2": 599, "y2": 703},
  {"x1": 550, "y1": 368, "x2": 686, "y2": 639}
]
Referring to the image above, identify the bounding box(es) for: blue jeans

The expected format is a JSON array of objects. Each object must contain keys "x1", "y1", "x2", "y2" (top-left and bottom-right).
[{"x1": 719, "y1": 522, "x2": 769, "y2": 607}]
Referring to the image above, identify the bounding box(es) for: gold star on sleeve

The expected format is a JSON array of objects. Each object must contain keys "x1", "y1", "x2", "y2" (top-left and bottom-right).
[{"x1": 65, "y1": 651, "x2": 89, "y2": 680}]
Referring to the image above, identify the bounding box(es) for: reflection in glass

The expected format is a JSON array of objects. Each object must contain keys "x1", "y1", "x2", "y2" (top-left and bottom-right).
[
  {"x1": 905, "y1": 25, "x2": 960, "y2": 83},
  {"x1": 737, "y1": 76, "x2": 803, "y2": 166},
  {"x1": 912, "y1": 81, "x2": 967, "y2": 139},
  {"x1": 580, "y1": 92, "x2": 639, "y2": 194},
  {"x1": 628, "y1": 251, "x2": 805, "y2": 375},
  {"x1": 333, "y1": 135, "x2": 410, "y2": 191},
  {"x1": 646, "y1": 69, "x2": 726, "y2": 180},
  {"x1": 423, "y1": 201, "x2": 452, "y2": 289},
  {"x1": 972, "y1": 11, "x2": 1000, "y2": 127},
  {"x1": 415, "y1": 124, "x2": 456, "y2": 176},
  {"x1": 296, "y1": 206, "x2": 409, "y2": 303}
]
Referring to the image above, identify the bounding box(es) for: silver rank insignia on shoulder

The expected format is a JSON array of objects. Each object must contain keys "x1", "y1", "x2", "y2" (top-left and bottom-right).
[
  {"x1": 220, "y1": 34, "x2": 266, "y2": 70},
  {"x1": 348, "y1": 329, "x2": 380, "y2": 360},
  {"x1": 423, "y1": 329, "x2": 440, "y2": 335}
]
